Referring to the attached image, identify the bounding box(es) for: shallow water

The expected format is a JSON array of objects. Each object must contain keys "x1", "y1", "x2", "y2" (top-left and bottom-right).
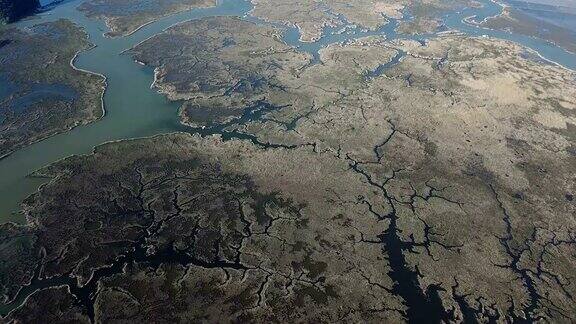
[{"x1": 0, "y1": 0, "x2": 574, "y2": 223}]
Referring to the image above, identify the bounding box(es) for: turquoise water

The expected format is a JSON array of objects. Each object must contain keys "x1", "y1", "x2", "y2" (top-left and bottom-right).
[
  {"x1": 0, "y1": 0, "x2": 574, "y2": 223},
  {"x1": 0, "y1": 0, "x2": 252, "y2": 223}
]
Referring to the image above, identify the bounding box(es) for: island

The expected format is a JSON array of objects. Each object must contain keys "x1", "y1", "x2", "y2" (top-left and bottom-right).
[
  {"x1": 77, "y1": 0, "x2": 217, "y2": 37},
  {"x1": 0, "y1": 19, "x2": 105, "y2": 158}
]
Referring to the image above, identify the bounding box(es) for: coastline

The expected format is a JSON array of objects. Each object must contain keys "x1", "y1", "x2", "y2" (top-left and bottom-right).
[
  {"x1": 467, "y1": 0, "x2": 508, "y2": 25},
  {"x1": 460, "y1": 15, "x2": 576, "y2": 71},
  {"x1": 462, "y1": 0, "x2": 576, "y2": 59},
  {"x1": 0, "y1": 38, "x2": 107, "y2": 162},
  {"x1": 78, "y1": 0, "x2": 218, "y2": 39},
  {"x1": 1, "y1": 0, "x2": 574, "y2": 220}
]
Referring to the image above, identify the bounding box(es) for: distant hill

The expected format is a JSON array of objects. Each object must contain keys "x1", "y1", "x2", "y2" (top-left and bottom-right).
[{"x1": 0, "y1": 0, "x2": 39, "y2": 24}]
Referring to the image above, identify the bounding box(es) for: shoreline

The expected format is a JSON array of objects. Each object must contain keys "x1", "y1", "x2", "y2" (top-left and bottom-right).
[
  {"x1": 462, "y1": 0, "x2": 576, "y2": 60},
  {"x1": 460, "y1": 15, "x2": 576, "y2": 71},
  {"x1": 0, "y1": 129, "x2": 251, "y2": 318},
  {"x1": 467, "y1": 0, "x2": 507, "y2": 25},
  {"x1": 0, "y1": 37, "x2": 107, "y2": 162},
  {"x1": 78, "y1": 0, "x2": 219, "y2": 39},
  {"x1": 1, "y1": 0, "x2": 575, "y2": 224}
]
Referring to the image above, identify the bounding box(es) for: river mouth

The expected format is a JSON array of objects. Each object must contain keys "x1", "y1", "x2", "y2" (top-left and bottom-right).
[{"x1": 0, "y1": 0, "x2": 575, "y2": 224}]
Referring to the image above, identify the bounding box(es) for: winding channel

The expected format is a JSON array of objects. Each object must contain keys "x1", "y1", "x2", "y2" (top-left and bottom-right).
[{"x1": 0, "y1": 0, "x2": 575, "y2": 225}]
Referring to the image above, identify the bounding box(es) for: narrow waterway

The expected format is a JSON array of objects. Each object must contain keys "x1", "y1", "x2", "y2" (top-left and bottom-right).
[
  {"x1": 0, "y1": 0, "x2": 574, "y2": 224},
  {"x1": 0, "y1": 0, "x2": 253, "y2": 222}
]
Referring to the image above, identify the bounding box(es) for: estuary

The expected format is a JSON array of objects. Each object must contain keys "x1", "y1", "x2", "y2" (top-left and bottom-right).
[{"x1": 0, "y1": 0, "x2": 574, "y2": 223}]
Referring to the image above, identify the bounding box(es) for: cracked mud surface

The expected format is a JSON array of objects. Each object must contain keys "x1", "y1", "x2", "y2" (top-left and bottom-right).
[
  {"x1": 0, "y1": 19, "x2": 105, "y2": 158},
  {"x1": 2, "y1": 10, "x2": 576, "y2": 324},
  {"x1": 1, "y1": 135, "x2": 403, "y2": 322}
]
